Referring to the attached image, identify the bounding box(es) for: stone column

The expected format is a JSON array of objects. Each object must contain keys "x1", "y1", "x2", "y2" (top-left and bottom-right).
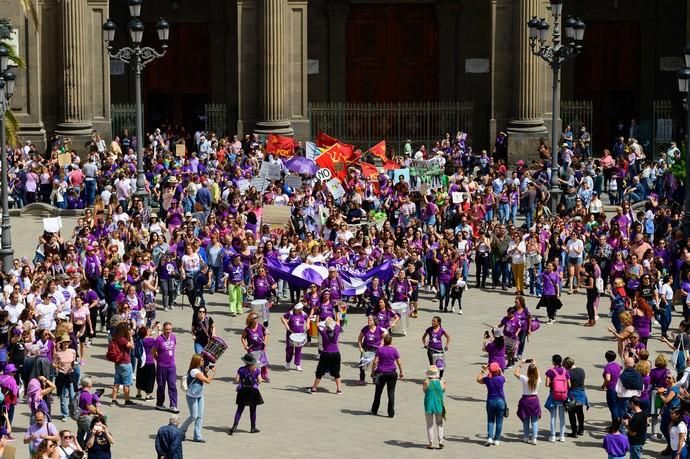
[
  {"x1": 507, "y1": 0, "x2": 547, "y2": 163},
  {"x1": 55, "y1": 0, "x2": 93, "y2": 139},
  {"x1": 254, "y1": 0, "x2": 293, "y2": 135}
]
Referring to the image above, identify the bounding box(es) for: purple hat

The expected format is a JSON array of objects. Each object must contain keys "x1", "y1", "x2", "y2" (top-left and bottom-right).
[{"x1": 3, "y1": 364, "x2": 17, "y2": 374}]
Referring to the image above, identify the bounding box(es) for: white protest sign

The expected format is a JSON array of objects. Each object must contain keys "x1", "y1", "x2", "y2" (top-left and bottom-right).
[
  {"x1": 285, "y1": 175, "x2": 303, "y2": 190},
  {"x1": 452, "y1": 192, "x2": 463, "y2": 204},
  {"x1": 326, "y1": 178, "x2": 345, "y2": 200},
  {"x1": 43, "y1": 217, "x2": 63, "y2": 233},
  {"x1": 268, "y1": 163, "x2": 282, "y2": 181},
  {"x1": 259, "y1": 162, "x2": 271, "y2": 178},
  {"x1": 316, "y1": 168, "x2": 332, "y2": 182},
  {"x1": 237, "y1": 179, "x2": 250, "y2": 194},
  {"x1": 250, "y1": 177, "x2": 270, "y2": 192}
]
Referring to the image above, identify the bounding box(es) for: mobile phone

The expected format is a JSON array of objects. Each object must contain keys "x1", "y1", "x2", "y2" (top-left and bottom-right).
[
  {"x1": 95, "y1": 388, "x2": 105, "y2": 397},
  {"x1": 525, "y1": 359, "x2": 534, "y2": 364}
]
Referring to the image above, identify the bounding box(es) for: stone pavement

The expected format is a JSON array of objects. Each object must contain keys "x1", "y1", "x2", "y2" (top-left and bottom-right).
[{"x1": 6, "y1": 216, "x2": 670, "y2": 458}]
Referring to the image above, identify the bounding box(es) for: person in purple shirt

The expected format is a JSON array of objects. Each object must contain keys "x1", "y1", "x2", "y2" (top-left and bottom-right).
[
  {"x1": 422, "y1": 316, "x2": 451, "y2": 378},
  {"x1": 370, "y1": 334, "x2": 403, "y2": 417},
  {"x1": 357, "y1": 316, "x2": 386, "y2": 384},
  {"x1": 135, "y1": 326, "x2": 158, "y2": 401},
  {"x1": 602, "y1": 350, "x2": 623, "y2": 423},
  {"x1": 251, "y1": 267, "x2": 277, "y2": 327},
  {"x1": 228, "y1": 353, "x2": 264, "y2": 435},
  {"x1": 390, "y1": 270, "x2": 411, "y2": 303},
  {"x1": 280, "y1": 303, "x2": 308, "y2": 371},
  {"x1": 322, "y1": 268, "x2": 344, "y2": 302},
  {"x1": 476, "y1": 362, "x2": 506, "y2": 445},
  {"x1": 538, "y1": 261, "x2": 562, "y2": 324},
  {"x1": 483, "y1": 328, "x2": 507, "y2": 371},
  {"x1": 312, "y1": 290, "x2": 338, "y2": 324},
  {"x1": 152, "y1": 322, "x2": 178, "y2": 413},
  {"x1": 308, "y1": 317, "x2": 343, "y2": 394},
  {"x1": 226, "y1": 255, "x2": 245, "y2": 317},
  {"x1": 241, "y1": 313, "x2": 270, "y2": 382},
  {"x1": 650, "y1": 355, "x2": 671, "y2": 440},
  {"x1": 368, "y1": 298, "x2": 400, "y2": 330},
  {"x1": 497, "y1": 307, "x2": 521, "y2": 368},
  {"x1": 602, "y1": 418, "x2": 630, "y2": 459},
  {"x1": 545, "y1": 354, "x2": 571, "y2": 442}
]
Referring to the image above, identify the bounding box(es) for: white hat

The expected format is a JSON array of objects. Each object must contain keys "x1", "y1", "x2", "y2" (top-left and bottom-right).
[{"x1": 293, "y1": 302, "x2": 304, "y2": 310}]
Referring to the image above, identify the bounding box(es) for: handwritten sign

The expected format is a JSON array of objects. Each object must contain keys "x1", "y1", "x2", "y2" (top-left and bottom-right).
[
  {"x1": 237, "y1": 179, "x2": 250, "y2": 194},
  {"x1": 452, "y1": 192, "x2": 463, "y2": 204},
  {"x1": 263, "y1": 205, "x2": 292, "y2": 228},
  {"x1": 250, "y1": 177, "x2": 269, "y2": 192},
  {"x1": 57, "y1": 152, "x2": 72, "y2": 168},
  {"x1": 316, "y1": 168, "x2": 332, "y2": 182},
  {"x1": 268, "y1": 163, "x2": 282, "y2": 181},
  {"x1": 43, "y1": 217, "x2": 63, "y2": 233},
  {"x1": 326, "y1": 178, "x2": 345, "y2": 200},
  {"x1": 175, "y1": 143, "x2": 186, "y2": 158},
  {"x1": 285, "y1": 175, "x2": 303, "y2": 190},
  {"x1": 259, "y1": 162, "x2": 271, "y2": 178}
]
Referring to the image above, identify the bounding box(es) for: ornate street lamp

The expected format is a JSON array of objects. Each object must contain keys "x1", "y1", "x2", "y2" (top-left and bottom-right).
[
  {"x1": 103, "y1": 0, "x2": 170, "y2": 204},
  {"x1": 527, "y1": 0, "x2": 586, "y2": 213},
  {"x1": 677, "y1": 50, "x2": 690, "y2": 236},
  {"x1": 0, "y1": 22, "x2": 16, "y2": 273}
]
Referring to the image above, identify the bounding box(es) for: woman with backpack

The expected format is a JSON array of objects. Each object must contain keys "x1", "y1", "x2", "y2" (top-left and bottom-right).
[
  {"x1": 108, "y1": 323, "x2": 135, "y2": 407},
  {"x1": 179, "y1": 354, "x2": 215, "y2": 443},
  {"x1": 544, "y1": 354, "x2": 570, "y2": 442}
]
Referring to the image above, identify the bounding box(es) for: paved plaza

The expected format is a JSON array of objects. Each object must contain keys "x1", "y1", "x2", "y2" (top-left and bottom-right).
[{"x1": 4, "y1": 216, "x2": 669, "y2": 458}]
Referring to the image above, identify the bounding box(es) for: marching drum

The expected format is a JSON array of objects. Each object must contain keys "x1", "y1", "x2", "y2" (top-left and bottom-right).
[
  {"x1": 250, "y1": 350, "x2": 269, "y2": 368},
  {"x1": 358, "y1": 351, "x2": 376, "y2": 368},
  {"x1": 202, "y1": 336, "x2": 228, "y2": 363},
  {"x1": 308, "y1": 317, "x2": 319, "y2": 339},
  {"x1": 289, "y1": 333, "x2": 308, "y2": 348},
  {"x1": 504, "y1": 336, "x2": 517, "y2": 357},
  {"x1": 431, "y1": 352, "x2": 445, "y2": 370},
  {"x1": 251, "y1": 299, "x2": 269, "y2": 324},
  {"x1": 390, "y1": 302, "x2": 409, "y2": 336}
]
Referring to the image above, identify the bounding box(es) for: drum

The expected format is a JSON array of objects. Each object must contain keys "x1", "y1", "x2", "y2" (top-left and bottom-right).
[
  {"x1": 202, "y1": 336, "x2": 228, "y2": 363},
  {"x1": 250, "y1": 350, "x2": 269, "y2": 368},
  {"x1": 289, "y1": 333, "x2": 307, "y2": 348},
  {"x1": 504, "y1": 336, "x2": 517, "y2": 356},
  {"x1": 308, "y1": 317, "x2": 319, "y2": 339},
  {"x1": 431, "y1": 352, "x2": 445, "y2": 370},
  {"x1": 390, "y1": 302, "x2": 409, "y2": 336},
  {"x1": 358, "y1": 351, "x2": 376, "y2": 368},
  {"x1": 251, "y1": 299, "x2": 269, "y2": 323}
]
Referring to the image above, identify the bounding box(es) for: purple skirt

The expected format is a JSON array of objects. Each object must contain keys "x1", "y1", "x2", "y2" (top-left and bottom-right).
[{"x1": 517, "y1": 395, "x2": 542, "y2": 421}]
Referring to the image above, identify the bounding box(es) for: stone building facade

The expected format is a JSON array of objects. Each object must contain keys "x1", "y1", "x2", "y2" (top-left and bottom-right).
[{"x1": 3, "y1": 0, "x2": 689, "y2": 161}]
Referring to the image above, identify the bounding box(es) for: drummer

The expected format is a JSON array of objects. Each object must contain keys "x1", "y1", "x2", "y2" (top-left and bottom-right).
[
  {"x1": 422, "y1": 316, "x2": 451, "y2": 378},
  {"x1": 364, "y1": 277, "x2": 385, "y2": 311},
  {"x1": 357, "y1": 316, "x2": 386, "y2": 385},
  {"x1": 390, "y1": 270, "x2": 412, "y2": 305},
  {"x1": 322, "y1": 267, "x2": 344, "y2": 303},
  {"x1": 304, "y1": 284, "x2": 321, "y2": 344},
  {"x1": 310, "y1": 289, "x2": 339, "y2": 325},
  {"x1": 251, "y1": 266, "x2": 277, "y2": 328},
  {"x1": 368, "y1": 298, "x2": 400, "y2": 331},
  {"x1": 241, "y1": 313, "x2": 270, "y2": 382},
  {"x1": 280, "y1": 302, "x2": 308, "y2": 371}
]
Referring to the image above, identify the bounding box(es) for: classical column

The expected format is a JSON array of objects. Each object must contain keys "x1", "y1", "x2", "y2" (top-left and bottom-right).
[
  {"x1": 507, "y1": 0, "x2": 547, "y2": 162},
  {"x1": 55, "y1": 0, "x2": 93, "y2": 138},
  {"x1": 254, "y1": 0, "x2": 293, "y2": 135}
]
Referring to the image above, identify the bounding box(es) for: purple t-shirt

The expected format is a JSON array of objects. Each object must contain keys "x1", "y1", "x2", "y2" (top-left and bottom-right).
[
  {"x1": 245, "y1": 325, "x2": 266, "y2": 351},
  {"x1": 603, "y1": 433, "x2": 630, "y2": 457},
  {"x1": 360, "y1": 325, "x2": 385, "y2": 351},
  {"x1": 391, "y1": 279, "x2": 410, "y2": 302},
  {"x1": 143, "y1": 336, "x2": 156, "y2": 365},
  {"x1": 319, "y1": 325, "x2": 341, "y2": 353},
  {"x1": 81, "y1": 289, "x2": 99, "y2": 305},
  {"x1": 253, "y1": 275, "x2": 275, "y2": 299},
  {"x1": 603, "y1": 361, "x2": 622, "y2": 390},
  {"x1": 486, "y1": 341, "x2": 507, "y2": 370},
  {"x1": 153, "y1": 334, "x2": 177, "y2": 368},
  {"x1": 482, "y1": 375, "x2": 506, "y2": 399},
  {"x1": 317, "y1": 302, "x2": 337, "y2": 321},
  {"x1": 375, "y1": 345, "x2": 400, "y2": 373},
  {"x1": 376, "y1": 309, "x2": 399, "y2": 329},
  {"x1": 425, "y1": 326, "x2": 446, "y2": 352},
  {"x1": 541, "y1": 271, "x2": 560, "y2": 295},
  {"x1": 499, "y1": 316, "x2": 520, "y2": 339},
  {"x1": 283, "y1": 311, "x2": 307, "y2": 334},
  {"x1": 78, "y1": 390, "x2": 100, "y2": 415},
  {"x1": 237, "y1": 366, "x2": 261, "y2": 390},
  {"x1": 438, "y1": 261, "x2": 453, "y2": 284}
]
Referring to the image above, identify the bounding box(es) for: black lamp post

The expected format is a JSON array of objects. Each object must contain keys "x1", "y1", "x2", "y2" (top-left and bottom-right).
[
  {"x1": 103, "y1": 1, "x2": 170, "y2": 204},
  {"x1": 677, "y1": 45, "x2": 690, "y2": 236},
  {"x1": 0, "y1": 23, "x2": 16, "y2": 274},
  {"x1": 527, "y1": 0, "x2": 585, "y2": 213}
]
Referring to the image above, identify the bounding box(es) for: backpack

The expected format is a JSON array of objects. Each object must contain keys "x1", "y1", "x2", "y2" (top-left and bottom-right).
[
  {"x1": 551, "y1": 367, "x2": 568, "y2": 401},
  {"x1": 133, "y1": 336, "x2": 145, "y2": 360},
  {"x1": 68, "y1": 391, "x2": 81, "y2": 420},
  {"x1": 106, "y1": 340, "x2": 123, "y2": 363}
]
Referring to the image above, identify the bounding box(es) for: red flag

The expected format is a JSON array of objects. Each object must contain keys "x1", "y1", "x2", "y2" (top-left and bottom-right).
[
  {"x1": 382, "y1": 159, "x2": 400, "y2": 170},
  {"x1": 359, "y1": 162, "x2": 379, "y2": 179},
  {"x1": 315, "y1": 143, "x2": 351, "y2": 182},
  {"x1": 265, "y1": 134, "x2": 295, "y2": 157},
  {"x1": 316, "y1": 131, "x2": 339, "y2": 149},
  {"x1": 368, "y1": 140, "x2": 387, "y2": 161}
]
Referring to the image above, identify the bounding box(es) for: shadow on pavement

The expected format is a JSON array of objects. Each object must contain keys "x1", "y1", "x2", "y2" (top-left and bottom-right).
[
  {"x1": 340, "y1": 409, "x2": 372, "y2": 416},
  {"x1": 383, "y1": 439, "x2": 429, "y2": 449}
]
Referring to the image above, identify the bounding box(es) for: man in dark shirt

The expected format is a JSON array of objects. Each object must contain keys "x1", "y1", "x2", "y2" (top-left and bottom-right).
[
  {"x1": 155, "y1": 415, "x2": 184, "y2": 458},
  {"x1": 623, "y1": 396, "x2": 647, "y2": 459}
]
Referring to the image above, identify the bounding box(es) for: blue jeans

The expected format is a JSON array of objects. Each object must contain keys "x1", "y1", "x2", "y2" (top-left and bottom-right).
[
  {"x1": 522, "y1": 415, "x2": 539, "y2": 439},
  {"x1": 57, "y1": 374, "x2": 75, "y2": 418},
  {"x1": 525, "y1": 208, "x2": 535, "y2": 229},
  {"x1": 660, "y1": 303, "x2": 672, "y2": 337},
  {"x1": 549, "y1": 403, "x2": 566, "y2": 438},
  {"x1": 486, "y1": 398, "x2": 506, "y2": 441},
  {"x1": 510, "y1": 204, "x2": 518, "y2": 226},
  {"x1": 180, "y1": 395, "x2": 205, "y2": 441},
  {"x1": 528, "y1": 264, "x2": 542, "y2": 295},
  {"x1": 493, "y1": 259, "x2": 510, "y2": 287},
  {"x1": 629, "y1": 444, "x2": 643, "y2": 459},
  {"x1": 498, "y1": 203, "x2": 509, "y2": 224},
  {"x1": 209, "y1": 265, "x2": 223, "y2": 291},
  {"x1": 606, "y1": 388, "x2": 619, "y2": 422},
  {"x1": 84, "y1": 180, "x2": 97, "y2": 207},
  {"x1": 485, "y1": 208, "x2": 494, "y2": 222}
]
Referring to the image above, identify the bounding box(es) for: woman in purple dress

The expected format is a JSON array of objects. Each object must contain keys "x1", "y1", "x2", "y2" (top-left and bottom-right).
[
  {"x1": 228, "y1": 353, "x2": 264, "y2": 435},
  {"x1": 422, "y1": 316, "x2": 451, "y2": 378},
  {"x1": 241, "y1": 313, "x2": 270, "y2": 382}
]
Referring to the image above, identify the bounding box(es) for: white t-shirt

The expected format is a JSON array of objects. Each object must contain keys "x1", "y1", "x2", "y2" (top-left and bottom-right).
[
  {"x1": 57, "y1": 444, "x2": 78, "y2": 459},
  {"x1": 566, "y1": 238, "x2": 584, "y2": 258},
  {"x1": 508, "y1": 240, "x2": 526, "y2": 264},
  {"x1": 519, "y1": 374, "x2": 541, "y2": 396},
  {"x1": 36, "y1": 302, "x2": 57, "y2": 331},
  {"x1": 181, "y1": 254, "x2": 202, "y2": 273},
  {"x1": 3, "y1": 303, "x2": 24, "y2": 324},
  {"x1": 661, "y1": 284, "x2": 674, "y2": 302},
  {"x1": 671, "y1": 421, "x2": 687, "y2": 451}
]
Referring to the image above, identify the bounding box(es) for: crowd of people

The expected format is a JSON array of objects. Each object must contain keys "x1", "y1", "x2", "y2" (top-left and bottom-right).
[{"x1": 0, "y1": 121, "x2": 689, "y2": 458}]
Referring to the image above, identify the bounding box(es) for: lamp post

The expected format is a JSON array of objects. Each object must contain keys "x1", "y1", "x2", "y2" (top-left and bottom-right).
[
  {"x1": 527, "y1": 0, "x2": 585, "y2": 213},
  {"x1": 0, "y1": 24, "x2": 16, "y2": 274},
  {"x1": 677, "y1": 45, "x2": 690, "y2": 236},
  {"x1": 103, "y1": 1, "x2": 170, "y2": 204}
]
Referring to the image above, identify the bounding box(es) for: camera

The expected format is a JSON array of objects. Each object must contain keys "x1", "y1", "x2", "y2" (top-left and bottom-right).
[{"x1": 525, "y1": 359, "x2": 534, "y2": 364}]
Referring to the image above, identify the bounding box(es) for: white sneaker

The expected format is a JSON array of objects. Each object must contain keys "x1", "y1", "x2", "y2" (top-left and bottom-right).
[
  {"x1": 458, "y1": 310, "x2": 464, "y2": 315},
  {"x1": 523, "y1": 438, "x2": 530, "y2": 444},
  {"x1": 284, "y1": 362, "x2": 291, "y2": 370},
  {"x1": 548, "y1": 436, "x2": 556, "y2": 443},
  {"x1": 530, "y1": 438, "x2": 537, "y2": 445},
  {"x1": 296, "y1": 365, "x2": 303, "y2": 372},
  {"x1": 559, "y1": 435, "x2": 565, "y2": 442},
  {"x1": 484, "y1": 439, "x2": 494, "y2": 446},
  {"x1": 493, "y1": 440, "x2": 500, "y2": 446},
  {"x1": 450, "y1": 306, "x2": 455, "y2": 313}
]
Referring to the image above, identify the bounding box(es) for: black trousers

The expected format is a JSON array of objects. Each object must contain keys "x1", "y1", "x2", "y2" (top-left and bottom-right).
[
  {"x1": 372, "y1": 371, "x2": 397, "y2": 417},
  {"x1": 568, "y1": 405, "x2": 585, "y2": 434}
]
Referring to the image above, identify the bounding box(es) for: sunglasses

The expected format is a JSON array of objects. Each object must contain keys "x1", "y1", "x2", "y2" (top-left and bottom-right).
[{"x1": 62, "y1": 435, "x2": 73, "y2": 439}]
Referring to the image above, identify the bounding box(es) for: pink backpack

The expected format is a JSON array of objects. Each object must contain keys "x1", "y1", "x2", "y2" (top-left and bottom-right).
[{"x1": 551, "y1": 367, "x2": 568, "y2": 401}]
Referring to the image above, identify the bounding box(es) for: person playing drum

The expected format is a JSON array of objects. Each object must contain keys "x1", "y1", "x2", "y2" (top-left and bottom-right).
[
  {"x1": 310, "y1": 289, "x2": 339, "y2": 325},
  {"x1": 357, "y1": 316, "x2": 386, "y2": 385},
  {"x1": 241, "y1": 313, "x2": 270, "y2": 382},
  {"x1": 251, "y1": 267, "x2": 277, "y2": 328},
  {"x1": 497, "y1": 306, "x2": 522, "y2": 369},
  {"x1": 422, "y1": 316, "x2": 451, "y2": 378},
  {"x1": 280, "y1": 303, "x2": 308, "y2": 371}
]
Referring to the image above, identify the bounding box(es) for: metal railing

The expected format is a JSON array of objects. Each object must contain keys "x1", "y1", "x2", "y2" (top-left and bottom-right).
[
  {"x1": 653, "y1": 99, "x2": 673, "y2": 153},
  {"x1": 560, "y1": 100, "x2": 593, "y2": 141},
  {"x1": 110, "y1": 103, "x2": 138, "y2": 139},
  {"x1": 308, "y1": 101, "x2": 474, "y2": 152},
  {"x1": 204, "y1": 103, "x2": 229, "y2": 138}
]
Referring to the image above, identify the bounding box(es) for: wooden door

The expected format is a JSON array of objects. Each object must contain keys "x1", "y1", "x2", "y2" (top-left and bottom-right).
[
  {"x1": 346, "y1": 4, "x2": 439, "y2": 102},
  {"x1": 573, "y1": 21, "x2": 640, "y2": 150}
]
